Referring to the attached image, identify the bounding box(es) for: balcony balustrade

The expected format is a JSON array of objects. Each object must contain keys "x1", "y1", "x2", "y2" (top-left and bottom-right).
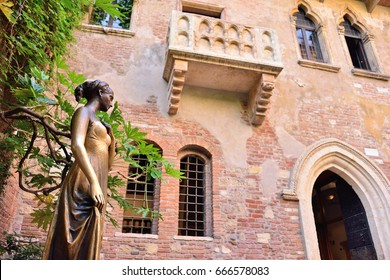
[{"x1": 163, "y1": 11, "x2": 283, "y2": 125}]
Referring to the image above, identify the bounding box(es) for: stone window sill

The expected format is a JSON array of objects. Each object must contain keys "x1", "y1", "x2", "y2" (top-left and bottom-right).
[
  {"x1": 298, "y1": 59, "x2": 340, "y2": 73},
  {"x1": 81, "y1": 24, "x2": 135, "y2": 38},
  {"x1": 173, "y1": 235, "x2": 213, "y2": 242},
  {"x1": 352, "y1": 68, "x2": 390, "y2": 81},
  {"x1": 114, "y1": 232, "x2": 158, "y2": 239}
]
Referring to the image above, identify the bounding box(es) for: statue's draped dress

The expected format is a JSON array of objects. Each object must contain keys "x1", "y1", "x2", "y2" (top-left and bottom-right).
[{"x1": 43, "y1": 121, "x2": 112, "y2": 260}]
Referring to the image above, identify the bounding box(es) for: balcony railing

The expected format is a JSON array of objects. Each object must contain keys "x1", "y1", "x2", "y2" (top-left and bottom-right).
[{"x1": 163, "y1": 11, "x2": 283, "y2": 125}]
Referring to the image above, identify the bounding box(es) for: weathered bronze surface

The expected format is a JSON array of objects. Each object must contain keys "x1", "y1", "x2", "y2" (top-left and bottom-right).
[{"x1": 42, "y1": 80, "x2": 115, "y2": 260}]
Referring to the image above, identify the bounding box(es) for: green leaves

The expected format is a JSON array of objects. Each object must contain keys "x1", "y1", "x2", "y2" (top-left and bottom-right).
[
  {"x1": 12, "y1": 67, "x2": 53, "y2": 106},
  {"x1": 0, "y1": 0, "x2": 181, "y2": 232},
  {"x1": 0, "y1": 0, "x2": 86, "y2": 86},
  {"x1": 0, "y1": 0, "x2": 14, "y2": 22},
  {"x1": 95, "y1": 0, "x2": 123, "y2": 19},
  {"x1": 31, "y1": 206, "x2": 55, "y2": 231},
  {"x1": 0, "y1": 231, "x2": 43, "y2": 260}
]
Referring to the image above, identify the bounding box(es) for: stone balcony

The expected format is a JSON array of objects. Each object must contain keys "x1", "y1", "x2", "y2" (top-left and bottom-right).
[{"x1": 163, "y1": 11, "x2": 283, "y2": 126}]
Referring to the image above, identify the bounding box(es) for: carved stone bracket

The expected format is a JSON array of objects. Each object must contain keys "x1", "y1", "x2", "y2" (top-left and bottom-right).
[
  {"x1": 248, "y1": 73, "x2": 276, "y2": 126},
  {"x1": 167, "y1": 59, "x2": 188, "y2": 115}
]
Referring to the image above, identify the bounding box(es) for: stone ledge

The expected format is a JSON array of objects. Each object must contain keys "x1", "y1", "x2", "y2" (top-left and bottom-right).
[
  {"x1": 80, "y1": 24, "x2": 135, "y2": 38},
  {"x1": 173, "y1": 235, "x2": 214, "y2": 242},
  {"x1": 351, "y1": 68, "x2": 390, "y2": 81},
  {"x1": 298, "y1": 59, "x2": 340, "y2": 73},
  {"x1": 114, "y1": 232, "x2": 159, "y2": 239}
]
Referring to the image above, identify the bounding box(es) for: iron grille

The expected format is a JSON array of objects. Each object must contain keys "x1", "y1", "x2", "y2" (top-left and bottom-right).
[
  {"x1": 178, "y1": 155, "x2": 206, "y2": 236},
  {"x1": 122, "y1": 154, "x2": 155, "y2": 234}
]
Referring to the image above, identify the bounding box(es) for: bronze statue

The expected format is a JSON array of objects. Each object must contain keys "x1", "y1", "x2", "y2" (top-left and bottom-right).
[{"x1": 42, "y1": 80, "x2": 115, "y2": 259}]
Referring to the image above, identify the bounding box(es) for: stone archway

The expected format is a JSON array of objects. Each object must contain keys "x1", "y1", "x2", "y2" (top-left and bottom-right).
[{"x1": 282, "y1": 138, "x2": 390, "y2": 259}]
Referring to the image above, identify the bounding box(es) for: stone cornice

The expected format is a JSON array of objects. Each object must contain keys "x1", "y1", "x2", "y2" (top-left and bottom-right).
[{"x1": 298, "y1": 59, "x2": 341, "y2": 73}]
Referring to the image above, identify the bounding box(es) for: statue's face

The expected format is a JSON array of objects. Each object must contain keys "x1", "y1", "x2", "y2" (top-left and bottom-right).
[{"x1": 98, "y1": 83, "x2": 114, "y2": 112}]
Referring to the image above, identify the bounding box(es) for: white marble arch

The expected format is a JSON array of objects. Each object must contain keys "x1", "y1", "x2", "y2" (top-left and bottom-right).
[{"x1": 283, "y1": 138, "x2": 390, "y2": 259}]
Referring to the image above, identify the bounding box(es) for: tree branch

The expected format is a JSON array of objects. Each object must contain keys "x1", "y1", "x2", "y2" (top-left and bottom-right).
[
  {"x1": 3, "y1": 106, "x2": 71, "y2": 138},
  {"x1": 1, "y1": 107, "x2": 72, "y2": 197}
]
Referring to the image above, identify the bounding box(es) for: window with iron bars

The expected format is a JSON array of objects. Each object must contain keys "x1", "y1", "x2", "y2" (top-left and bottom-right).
[
  {"x1": 178, "y1": 154, "x2": 211, "y2": 237},
  {"x1": 122, "y1": 154, "x2": 160, "y2": 234},
  {"x1": 341, "y1": 18, "x2": 370, "y2": 71},
  {"x1": 294, "y1": 8, "x2": 324, "y2": 63}
]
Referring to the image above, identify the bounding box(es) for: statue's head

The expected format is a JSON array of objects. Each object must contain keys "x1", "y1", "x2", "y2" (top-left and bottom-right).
[{"x1": 75, "y1": 80, "x2": 114, "y2": 112}]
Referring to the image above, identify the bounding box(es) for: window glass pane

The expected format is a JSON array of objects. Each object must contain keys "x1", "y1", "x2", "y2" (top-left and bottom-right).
[
  {"x1": 306, "y1": 30, "x2": 323, "y2": 62},
  {"x1": 296, "y1": 28, "x2": 309, "y2": 59}
]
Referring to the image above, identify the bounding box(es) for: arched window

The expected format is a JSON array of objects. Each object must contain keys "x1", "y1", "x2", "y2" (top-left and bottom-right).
[
  {"x1": 178, "y1": 151, "x2": 212, "y2": 237},
  {"x1": 122, "y1": 148, "x2": 161, "y2": 235},
  {"x1": 336, "y1": 11, "x2": 389, "y2": 80},
  {"x1": 294, "y1": 8, "x2": 323, "y2": 62},
  {"x1": 340, "y1": 17, "x2": 370, "y2": 70}
]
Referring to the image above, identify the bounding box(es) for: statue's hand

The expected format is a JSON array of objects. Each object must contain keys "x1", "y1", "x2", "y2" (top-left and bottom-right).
[{"x1": 90, "y1": 182, "x2": 104, "y2": 212}]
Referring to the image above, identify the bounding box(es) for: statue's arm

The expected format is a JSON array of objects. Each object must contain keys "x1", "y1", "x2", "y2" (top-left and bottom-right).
[
  {"x1": 71, "y1": 107, "x2": 104, "y2": 211},
  {"x1": 108, "y1": 130, "x2": 116, "y2": 170}
]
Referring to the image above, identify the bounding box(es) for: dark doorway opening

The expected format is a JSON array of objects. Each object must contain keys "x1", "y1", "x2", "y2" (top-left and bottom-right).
[{"x1": 312, "y1": 170, "x2": 377, "y2": 260}]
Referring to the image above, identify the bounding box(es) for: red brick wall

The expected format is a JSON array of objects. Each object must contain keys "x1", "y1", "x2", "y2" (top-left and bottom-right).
[{"x1": 0, "y1": 173, "x2": 20, "y2": 236}]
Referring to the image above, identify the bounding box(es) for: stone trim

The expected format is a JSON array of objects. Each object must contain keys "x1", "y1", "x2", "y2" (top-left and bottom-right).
[
  {"x1": 173, "y1": 235, "x2": 214, "y2": 242},
  {"x1": 283, "y1": 138, "x2": 390, "y2": 259},
  {"x1": 114, "y1": 232, "x2": 159, "y2": 239},
  {"x1": 180, "y1": 0, "x2": 225, "y2": 19},
  {"x1": 351, "y1": 68, "x2": 390, "y2": 81},
  {"x1": 298, "y1": 59, "x2": 340, "y2": 73},
  {"x1": 80, "y1": 24, "x2": 135, "y2": 38}
]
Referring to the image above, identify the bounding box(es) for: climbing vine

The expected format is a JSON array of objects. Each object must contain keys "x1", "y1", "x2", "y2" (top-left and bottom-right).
[{"x1": 0, "y1": 0, "x2": 180, "y2": 231}]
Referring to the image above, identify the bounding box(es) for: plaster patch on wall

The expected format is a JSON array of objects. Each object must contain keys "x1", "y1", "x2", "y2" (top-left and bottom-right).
[
  {"x1": 261, "y1": 160, "x2": 279, "y2": 197},
  {"x1": 146, "y1": 244, "x2": 158, "y2": 255},
  {"x1": 275, "y1": 127, "x2": 306, "y2": 158},
  {"x1": 358, "y1": 97, "x2": 390, "y2": 160},
  {"x1": 179, "y1": 86, "x2": 252, "y2": 168},
  {"x1": 257, "y1": 233, "x2": 271, "y2": 244},
  {"x1": 221, "y1": 246, "x2": 232, "y2": 254},
  {"x1": 364, "y1": 148, "x2": 379, "y2": 157},
  {"x1": 377, "y1": 87, "x2": 389, "y2": 94},
  {"x1": 264, "y1": 206, "x2": 274, "y2": 219}
]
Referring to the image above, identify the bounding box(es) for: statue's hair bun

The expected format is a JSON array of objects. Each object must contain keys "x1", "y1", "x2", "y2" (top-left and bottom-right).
[
  {"x1": 75, "y1": 85, "x2": 84, "y2": 102},
  {"x1": 74, "y1": 80, "x2": 102, "y2": 102}
]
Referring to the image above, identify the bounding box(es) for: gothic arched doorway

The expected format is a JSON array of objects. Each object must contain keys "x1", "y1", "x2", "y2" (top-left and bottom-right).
[
  {"x1": 312, "y1": 170, "x2": 377, "y2": 260},
  {"x1": 282, "y1": 138, "x2": 390, "y2": 259}
]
